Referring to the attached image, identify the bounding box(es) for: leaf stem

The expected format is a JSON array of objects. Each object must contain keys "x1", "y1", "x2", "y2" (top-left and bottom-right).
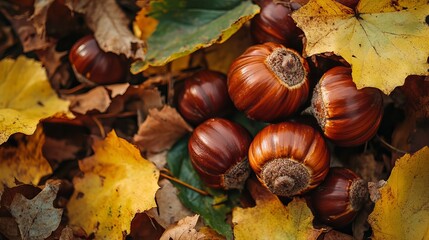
[
  {"x1": 376, "y1": 135, "x2": 408, "y2": 154},
  {"x1": 160, "y1": 172, "x2": 210, "y2": 196}
]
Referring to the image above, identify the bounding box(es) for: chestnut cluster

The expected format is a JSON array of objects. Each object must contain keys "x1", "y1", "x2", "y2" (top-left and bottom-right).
[{"x1": 178, "y1": 0, "x2": 380, "y2": 229}]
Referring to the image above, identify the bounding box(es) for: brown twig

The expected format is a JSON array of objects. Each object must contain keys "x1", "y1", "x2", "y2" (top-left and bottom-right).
[
  {"x1": 160, "y1": 172, "x2": 210, "y2": 196},
  {"x1": 376, "y1": 135, "x2": 408, "y2": 154},
  {"x1": 93, "y1": 111, "x2": 137, "y2": 119},
  {"x1": 59, "y1": 83, "x2": 88, "y2": 95},
  {"x1": 91, "y1": 117, "x2": 106, "y2": 138}
]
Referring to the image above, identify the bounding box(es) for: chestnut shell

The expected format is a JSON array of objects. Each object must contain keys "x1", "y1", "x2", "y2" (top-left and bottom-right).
[
  {"x1": 188, "y1": 118, "x2": 252, "y2": 189},
  {"x1": 248, "y1": 122, "x2": 330, "y2": 197},
  {"x1": 69, "y1": 35, "x2": 127, "y2": 85},
  {"x1": 311, "y1": 66, "x2": 383, "y2": 146},
  {"x1": 309, "y1": 167, "x2": 368, "y2": 228},
  {"x1": 178, "y1": 70, "x2": 233, "y2": 126},
  {"x1": 250, "y1": 0, "x2": 303, "y2": 50},
  {"x1": 228, "y1": 42, "x2": 310, "y2": 122}
]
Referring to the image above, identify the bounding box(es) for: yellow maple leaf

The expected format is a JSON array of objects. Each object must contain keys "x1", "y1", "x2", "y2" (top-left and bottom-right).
[
  {"x1": 368, "y1": 147, "x2": 429, "y2": 240},
  {"x1": 67, "y1": 131, "x2": 160, "y2": 239},
  {"x1": 232, "y1": 181, "x2": 323, "y2": 240},
  {"x1": 292, "y1": 0, "x2": 429, "y2": 94},
  {"x1": 0, "y1": 125, "x2": 52, "y2": 194},
  {"x1": 0, "y1": 56, "x2": 72, "y2": 144}
]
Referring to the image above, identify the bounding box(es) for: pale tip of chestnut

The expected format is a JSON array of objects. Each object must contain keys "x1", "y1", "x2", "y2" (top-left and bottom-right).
[
  {"x1": 350, "y1": 179, "x2": 368, "y2": 211},
  {"x1": 267, "y1": 47, "x2": 306, "y2": 88},
  {"x1": 261, "y1": 158, "x2": 311, "y2": 197},
  {"x1": 223, "y1": 159, "x2": 251, "y2": 190}
]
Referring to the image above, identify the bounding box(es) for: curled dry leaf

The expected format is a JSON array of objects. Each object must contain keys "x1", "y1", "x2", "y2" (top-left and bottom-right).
[
  {"x1": 66, "y1": 87, "x2": 112, "y2": 114},
  {"x1": 30, "y1": 0, "x2": 55, "y2": 37},
  {"x1": 10, "y1": 180, "x2": 63, "y2": 240},
  {"x1": 292, "y1": 0, "x2": 429, "y2": 94},
  {"x1": 0, "y1": 56, "x2": 72, "y2": 144},
  {"x1": 0, "y1": 10, "x2": 53, "y2": 52},
  {"x1": 67, "y1": 131, "x2": 159, "y2": 239},
  {"x1": 134, "y1": 105, "x2": 193, "y2": 153},
  {"x1": 146, "y1": 179, "x2": 193, "y2": 228},
  {"x1": 368, "y1": 147, "x2": 429, "y2": 240},
  {"x1": 0, "y1": 125, "x2": 52, "y2": 193},
  {"x1": 232, "y1": 180, "x2": 324, "y2": 240},
  {"x1": 160, "y1": 215, "x2": 205, "y2": 240},
  {"x1": 81, "y1": 0, "x2": 145, "y2": 59}
]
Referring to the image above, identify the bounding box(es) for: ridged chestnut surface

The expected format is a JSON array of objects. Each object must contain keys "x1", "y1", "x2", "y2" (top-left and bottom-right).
[
  {"x1": 69, "y1": 35, "x2": 127, "y2": 85},
  {"x1": 311, "y1": 66, "x2": 383, "y2": 146},
  {"x1": 188, "y1": 118, "x2": 252, "y2": 190},
  {"x1": 248, "y1": 122, "x2": 330, "y2": 197},
  {"x1": 178, "y1": 70, "x2": 233, "y2": 126},
  {"x1": 228, "y1": 42, "x2": 310, "y2": 122},
  {"x1": 309, "y1": 167, "x2": 368, "y2": 228},
  {"x1": 250, "y1": 0, "x2": 303, "y2": 49}
]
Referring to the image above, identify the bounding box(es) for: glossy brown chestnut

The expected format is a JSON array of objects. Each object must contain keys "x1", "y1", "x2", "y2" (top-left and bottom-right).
[
  {"x1": 311, "y1": 66, "x2": 383, "y2": 146},
  {"x1": 309, "y1": 167, "x2": 368, "y2": 228},
  {"x1": 69, "y1": 35, "x2": 127, "y2": 85},
  {"x1": 248, "y1": 122, "x2": 330, "y2": 197},
  {"x1": 250, "y1": 0, "x2": 303, "y2": 50},
  {"x1": 188, "y1": 118, "x2": 252, "y2": 189},
  {"x1": 228, "y1": 42, "x2": 310, "y2": 122},
  {"x1": 178, "y1": 70, "x2": 233, "y2": 126}
]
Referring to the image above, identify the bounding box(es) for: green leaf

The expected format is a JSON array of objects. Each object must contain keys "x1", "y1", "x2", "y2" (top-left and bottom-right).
[
  {"x1": 131, "y1": 0, "x2": 259, "y2": 74},
  {"x1": 167, "y1": 135, "x2": 238, "y2": 239},
  {"x1": 228, "y1": 111, "x2": 268, "y2": 137}
]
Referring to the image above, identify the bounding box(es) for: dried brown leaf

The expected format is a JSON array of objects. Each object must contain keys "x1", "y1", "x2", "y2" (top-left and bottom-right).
[
  {"x1": 10, "y1": 181, "x2": 63, "y2": 240},
  {"x1": 0, "y1": 217, "x2": 20, "y2": 240},
  {"x1": 146, "y1": 179, "x2": 193, "y2": 228},
  {"x1": 66, "y1": 87, "x2": 111, "y2": 114},
  {"x1": 35, "y1": 45, "x2": 67, "y2": 77},
  {"x1": 146, "y1": 151, "x2": 168, "y2": 169},
  {"x1": 160, "y1": 215, "x2": 205, "y2": 240},
  {"x1": 0, "y1": 10, "x2": 53, "y2": 52},
  {"x1": 31, "y1": 0, "x2": 55, "y2": 37},
  {"x1": 82, "y1": 0, "x2": 145, "y2": 59},
  {"x1": 134, "y1": 105, "x2": 193, "y2": 153}
]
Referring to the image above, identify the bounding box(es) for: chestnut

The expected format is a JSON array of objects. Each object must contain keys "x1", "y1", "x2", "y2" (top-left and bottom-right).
[
  {"x1": 228, "y1": 42, "x2": 310, "y2": 122},
  {"x1": 248, "y1": 122, "x2": 330, "y2": 197},
  {"x1": 250, "y1": 0, "x2": 303, "y2": 50},
  {"x1": 69, "y1": 35, "x2": 127, "y2": 85},
  {"x1": 309, "y1": 167, "x2": 368, "y2": 228},
  {"x1": 311, "y1": 66, "x2": 383, "y2": 146},
  {"x1": 188, "y1": 118, "x2": 252, "y2": 190},
  {"x1": 178, "y1": 70, "x2": 233, "y2": 126}
]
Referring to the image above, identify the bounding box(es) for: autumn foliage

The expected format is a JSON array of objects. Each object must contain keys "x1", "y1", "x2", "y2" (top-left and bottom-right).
[{"x1": 0, "y1": 0, "x2": 428, "y2": 239}]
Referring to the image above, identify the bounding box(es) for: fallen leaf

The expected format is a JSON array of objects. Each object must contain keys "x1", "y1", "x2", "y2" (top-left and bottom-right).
[
  {"x1": 10, "y1": 180, "x2": 63, "y2": 240},
  {"x1": 131, "y1": 0, "x2": 260, "y2": 73},
  {"x1": 232, "y1": 180, "x2": 324, "y2": 240},
  {"x1": 205, "y1": 25, "x2": 253, "y2": 74},
  {"x1": 66, "y1": 87, "x2": 112, "y2": 114},
  {"x1": 129, "y1": 213, "x2": 165, "y2": 240},
  {"x1": 0, "y1": 24, "x2": 16, "y2": 57},
  {"x1": 105, "y1": 83, "x2": 130, "y2": 98},
  {"x1": 0, "y1": 10, "x2": 54, "y2": 52},
  {"x1": 368, "y1": 147, "x2": 429, "y2": 240},
  {"x1": 30, "y1": 0, "x2": 55, "y2": 37},
  {"x1": 35, "y1": 45, "x2": 67, "y2": 77},
  {"x1": 0, "y1": 125, "x2": 52, "y2": 192},
  {"x1": 0, "y1": 217, "x2": 20, "y2": 240},
  {"x1": 0, "y1": 56, "x2": 72, "y2": 144},
  {"x1": 134, "y1": 105, "x2": 193, "y2": 153},
  {"x1": 160, "y1": 215, "x2": 205, "y2": 240},
  {"x1": 67, "y1": 131, "x2": 160, "y2": 239},
  {"x1": 292, "y1": 0, "x2": 429, "y2": 94},
  {"x1": 147, "y1": 151, "x2": 168, "y2": 170},
  {"x1": 82, "y1": 0, "x2": 145, "y2": 59},
  {"x1": 146, "y1": 179, "x2": 193, "y2": 228},
  {"x1": 167, "y1": 136, "x2": 236, "y2": 239}
]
